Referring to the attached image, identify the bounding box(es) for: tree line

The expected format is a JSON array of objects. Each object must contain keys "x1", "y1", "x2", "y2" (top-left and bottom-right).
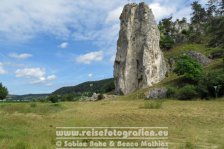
[{"x1": 159, "y1": 0, "x2": 224, "y2": 50}]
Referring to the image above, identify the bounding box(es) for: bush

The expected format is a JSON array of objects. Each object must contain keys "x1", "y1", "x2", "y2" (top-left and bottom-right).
[
  {"x1": 47, "y1": 95, "x2": 59, "y2": 103},
  {"x1": 177, "y1": 85, "x2": 198, "y2": 100},
  {"x1": 174, "y1": 55, "x2": 203, "y2": 82},
  {"x1": 166, "y1": 87, "x2": 178, "y2": 98},
  {"x1": 141, "y1": 100, "x2": 163, "y2": 109},
  {"x1": 62, "y1": 94, "x2": 74, "y2": 101},
  {"x1": 198, "y1": 70, "x2": 224, "y2": 99},
  {"x1": 97, "y1": 94, "x2": 104, "y2": 100},
  {"x1": 160, "y1": 35, "x2": 175, "y2": 50}
]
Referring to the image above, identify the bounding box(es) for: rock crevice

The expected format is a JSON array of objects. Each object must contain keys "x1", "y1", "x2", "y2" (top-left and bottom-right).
[{"x1": 114, "y1": 2, "x2": 167, "y2": 95}]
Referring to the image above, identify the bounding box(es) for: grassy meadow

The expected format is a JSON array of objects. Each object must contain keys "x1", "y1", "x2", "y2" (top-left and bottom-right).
[{"x1": 0, "y1": 98, "x2": 224, "y2": 149}]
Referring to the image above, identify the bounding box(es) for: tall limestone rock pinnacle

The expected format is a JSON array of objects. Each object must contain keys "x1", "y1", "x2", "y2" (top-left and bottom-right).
[{"x1": 114, "y1": 2, "x2": 167, "y2": 95}]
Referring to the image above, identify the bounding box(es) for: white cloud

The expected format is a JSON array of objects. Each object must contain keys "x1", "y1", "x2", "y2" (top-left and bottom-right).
[
  {"x1": 47, "y1": 75, "x2": 57, "y2": 80},
  {"x1": 0, "y1": 0, "x2": 125, "y2": 41},
  {"x1": 149, "y1": 3, "x2": 176, "y2": 21},
  {"x1": 58, "y1": 42, "x2": 68, "y2": 48},
  {"x1": 9, "y1": 53, "x2": 32, "y2": 60},
  {"x1": 0, "y1": 63, "x2": 7, "y2": 74},
  {"x1": 199, "y1": 0, "x2": 209, "y2": 5},
  {"x1": 75, "y1": 51, "x2": 104, "y2": 64},
  {"x1": 172, "y1": 7, "x2": 192, "y2": 22},
  {"x1": 15, "y1": 67, "x2": 56, "y2": 84},
  {"x1": 0, "y1": 0, "x2": 195, "y2": 42},
  {"x1": 88, "y1": 73, "x2": 93, "y2": 77},
  {"x1": 16, "y1": 68, "x2": 45, "y2": 79},
  {"x1": 106, "y1": 7, "x2": 123, "y2": 23},
  {"x1": 0, "y1": 0, "x2": 198, "y2": 64}
]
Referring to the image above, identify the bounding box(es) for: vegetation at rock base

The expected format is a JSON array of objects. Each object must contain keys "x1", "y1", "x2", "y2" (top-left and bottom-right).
[
  {"x1": 198, "y1": 70, "x2": 224, "y2": 99},
  {"x1": 174, "y1": 55, "x2": 203, "y2": 82},
  {"x1": 177, "y1": 85, "x2": 198, "y2": 100},
  {"x1": 160, "y1": 35, "x2": 175, "y2": 50}
]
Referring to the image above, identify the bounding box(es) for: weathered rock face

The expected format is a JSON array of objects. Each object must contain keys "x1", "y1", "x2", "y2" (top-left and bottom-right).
[
  {"x1": 114, "y1": 2, "x2": 167, "y2": 95},
  {"x1": 173, "y1": 20, "x2": 190, "y2": 34},
  {"x1": 146, "y1": 87, "x2": 167, "y2": 99},
  {"x1": 186, "y1": 50, "x2": 211, "y2": 66}
]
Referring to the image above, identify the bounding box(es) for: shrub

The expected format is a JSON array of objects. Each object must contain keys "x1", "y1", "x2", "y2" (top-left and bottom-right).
[
  {"x1": 166, "y1": 87, "x2": 178, "y2": 98},
  {"x1": 198, "y1": 70, "x2": 224, "y2": 99},
  {"x1": 62, "y1": 94, "x2": 74, "y2": 101},
  {"x1": 47, "y1": 95, "x2": 59, "y2": 103},
  {"x1": 174, "y1": 55, "x2": 203, "y2": 82},
  {"x1": 160, "y1": 35, "x2": 175, "y2": 50},
  {"x1": 177, "y1": 85, "x2": 198, "y2": 100},
  {"x1": 97, "y1": 94, "x2": 104, "y2": 100},
  {"x1": 141, "y1": 100, "x2": 163, "y2": 109}
]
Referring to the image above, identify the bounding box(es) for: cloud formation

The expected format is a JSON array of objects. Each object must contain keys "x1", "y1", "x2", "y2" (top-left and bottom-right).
[
  {"x1": 58, "y1": 42, "x2": 69, "y2": 48},
  {"x1": 0, "y1": 0, "x2": 125, "y2": 41},
  {"x1": 0, "y1": 63, "x2": 7, "y2": 74},
  {"x1": 75, "y1": 51, "x2": 104, "y2": 64},
  {"x1": 9, "y1": 53, "x2": 32, "y2": 60},
  {"x1": 0, "y1": 0, "x2": 197, "y2": 42},
  {"x1": 149, "y1": 3, "x2": 176, "y2": 21},
  {"x1": 15, "y1": 67, "x2": 56, "y2": 84},
  {"x1": 0, "y1": 0, "x2": 196, "y2": 63},
  {"x1": 106, "y1": 6, "x2": 123, "y2": 23}
]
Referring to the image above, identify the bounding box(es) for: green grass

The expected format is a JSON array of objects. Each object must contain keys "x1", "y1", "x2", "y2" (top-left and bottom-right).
[
  {"x1": 164, "y1": 43, "x2": 223, "y2": 59},
  {"x1": 0, "y1": 102, "x2": 64, "y2": 115},
  {"x1": 0, "y1": 99, "x2": 224, "y2": 149},
  {"x1": 140, "y1": 100, "x2": 164, "y2": 109}
]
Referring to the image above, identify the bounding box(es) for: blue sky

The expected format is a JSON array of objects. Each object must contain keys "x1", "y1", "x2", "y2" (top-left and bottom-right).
[{"x1": 0, "y1": 0, "x2": 207, "y2": 95}]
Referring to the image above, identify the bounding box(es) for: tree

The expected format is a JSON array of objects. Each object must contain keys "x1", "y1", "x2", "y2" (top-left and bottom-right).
[
  {"x1": 62, "y1": 94, "x2": 74, "y2": 101},
  {"x1": 0, "y1": 83, "x2": 8, "y2": 100},
  {"x1": 159, "y1": 17, "x2": 173, "y2": 35},
  {"x1": 191, "y1": 1, "x2": 207, "y2": 23},
  {"x1": 160, "y1": 35, "x2": 175, "y2": 50},
  {"x1": 206, "y1": 0, "x2": 218, "y2": 18},
  {"x1": 218, "y1": 0, "x2": 224, "y2": 15},
  {"x1": 206, "y1": 16, "x2": 224, "y2": 47},
  {"x1": 189, "y1": 1, "x2": 207, "y2": 43},
  {"x1": 180, "y1": 17, "x2": 187, "y2": 24},
  {"x1": 174, "y1": 55, "x2": 203, "y2": 82}
]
